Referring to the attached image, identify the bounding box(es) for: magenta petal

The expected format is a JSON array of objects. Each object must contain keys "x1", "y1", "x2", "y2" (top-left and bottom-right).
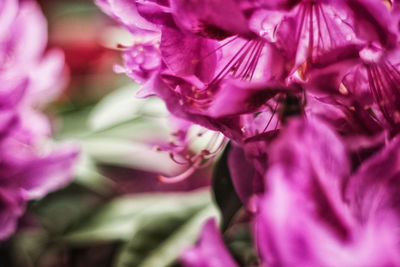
[
  {"x1": 10, "y1": 0, "x2": 48, "y2": 67},
  {"x1": 170, "y1": 0, "x2": 252, "y2": 39},
  {"x1": 135, "y1": 2, "x2": 175, "y2": 28},
  {"x1": 181, "y1": 218, "x2": 238, "y2": 267},
  {"x1": 268, "y1": 118, "x2": 352, "y2": 232},
  {"x1": 95, "y1": 0, "x2": 158, "y2": 32},
  {"x1": 0, "y1": 0, "x2": 18, "y2": 40},
  {"x1": 208, "y1": 80, "x2": 299, "y2": 117},
  {"x1": 136, "y1": 72, "x2": 159, "y2": 98},
  {"x1": 161, "y1": 27, "x2": 217, "y2": 82},
  {"x1": 120, "y1": 41, "x2": 161, "y2": 84},
  {"x1": 0, "y1": 111, "x2": 18, "y2": 138},
  {"x1": 27, "y1": 49, "x2": 67, "y2": 105},
  {"x1": 255, "y1": 177, "x2": 343, "y2": 266},
  {"x1": 0, "y1": 79, "x2": 28, "y2": 109},
  {"x1": 0, "y1": 0, "x2": 78, "y2": 242},
  {"x1": 306, "y1": 44, "x2": 362, "y2": 96},
  {"x1": 227, "y1": 143, "x2": 259, "y2": 205},
  {"x1": 263, "y1": 118, "x2": 354, "y2": 242},
  {"x1": 269, "y1": 118, "x2": 350, "y2": 185},
  {"x1": 147, "y1": 73, "x2": 244, "y2": 140},
  {"x1": 255, "y1": 118, "x2": 400, "y2": 266},
  {"x1": 255, "y1": 175, "x2": 400, "y2": 266},
  {"x1": 256, "y1": 0, "x2": 301, "y2": 10},
  {"x1": 273, "y1": 0, "x2": 358, "y2": 76},
  {"x1": 345, "y1": 136, "x2": 400, "y2": 224},
  {"x1": 347, "y1": 0, "x2": 397, "y2": 49},
  {"x1": 17, "y1": 144, "x2": 79, "y2": 200}
]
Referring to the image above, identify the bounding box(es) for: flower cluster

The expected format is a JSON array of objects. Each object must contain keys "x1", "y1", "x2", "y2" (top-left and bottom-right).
[
  {"x1": 0, "y1": 0, "x2": 78, "y2": 240},
  {"x1": 97, "y1": 0, "x2": 400, "y2": 265}
]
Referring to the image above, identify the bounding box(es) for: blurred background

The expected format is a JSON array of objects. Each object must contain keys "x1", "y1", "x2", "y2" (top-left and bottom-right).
[{"x1": 0, "y1": 1, "x2": 225, "y2": 266}]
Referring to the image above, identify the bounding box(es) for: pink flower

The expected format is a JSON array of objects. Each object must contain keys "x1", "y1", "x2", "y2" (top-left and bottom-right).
[
  {"x1": 0, "y1": 0, "x2": 78, "y2": 240},
  {"x1": 254, "y1": 118, "x2": 400, "y2": 266}
]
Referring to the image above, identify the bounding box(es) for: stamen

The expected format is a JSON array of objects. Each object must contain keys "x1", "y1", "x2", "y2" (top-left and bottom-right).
[
  {"x1": 156, "y1": 127, "x2": 227, "y2": 183},
  {"x1": 177, "y1": 37, "x2": 267, "y2": 109},
  {"x1": 157, "y1": 158, "x2": 201, "y2": 183}
]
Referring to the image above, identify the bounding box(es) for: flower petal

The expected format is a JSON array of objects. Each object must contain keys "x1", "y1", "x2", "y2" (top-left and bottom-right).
[
  {"x1": 161, "y1": 27, "x2": 217, "y2": 82},
  {"x1": 95, "y1": 0, "x2": 158, "y2": 32},
  {"x1": 181, "y1": 218, "x2": 238, "y2": 267},
  {"x1": 228, "y1": 143, "x2": 260, "y2": 205},
  {"x1": 170, "y1": 0, "x2": 253, "y2": 39},
  {"x1": 345, "y1": 136, "x2": 400, "y2": 225}
]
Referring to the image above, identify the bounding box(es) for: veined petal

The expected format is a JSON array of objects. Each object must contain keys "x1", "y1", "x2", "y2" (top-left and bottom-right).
[
  {"x1": 170, "y1": 0, "x2": 253, "y2": 39},
  {"x1": 347, "y1": 0, "x2": 397, "y2": 49},
  {"x1": 208, "y1": 80, "x2": 299, "y2": 117},
  {"x1": 273, "y1": 0, "x2": 358, "y2": 77},
  {"x1": 161, "y1": 27, "x2": 217, "y2": 82}
]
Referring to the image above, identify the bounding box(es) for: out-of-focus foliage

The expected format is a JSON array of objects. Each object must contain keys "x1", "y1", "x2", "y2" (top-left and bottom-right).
[{"x1": 62, "y1": 190, "x2": 215, "y2": 244}]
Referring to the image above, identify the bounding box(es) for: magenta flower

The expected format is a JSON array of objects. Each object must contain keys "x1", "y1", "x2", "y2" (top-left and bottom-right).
[
  {"x1": 0, "y1": 0, "x2": 78, "y2": 240},
  {"x1": 254, "y1": 118, "x2": 400, "y2": 266},
  {"x1": 115, "y1": 40, "x2": 162, "y2": 85},
  {"x1": 96, "y1": 0, "x2": 400, "y2": 265},
  {"x1": 95, "y1": 0, "x2": 290, "y2": 120}
]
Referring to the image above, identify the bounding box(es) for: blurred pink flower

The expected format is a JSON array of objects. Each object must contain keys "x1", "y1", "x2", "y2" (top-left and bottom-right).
[{"x1": 0, "y1": 0, "x2": 78, "y2": 240}]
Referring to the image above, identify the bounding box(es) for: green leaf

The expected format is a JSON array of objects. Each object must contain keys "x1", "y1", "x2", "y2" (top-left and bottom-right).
[
  {"x1": 62, "y1": 190, "x2": 217, "y2": 244},
  {"x1": 212, "y1": 143, "x2": 242, "y2": 231},
  {"x1": 80, "y1": 138, "x2": 184, "y2": 175},
  {"x1": 10, "y1": 230, "x2": 48, "y2": 267},
  {"x1": 114, "y1": 205, "x2": 216, "y2": 267},
  {"x1": 88, "y1": 84, "x2": 143, "y2": 131},
  {"x1": 88, "y1": 84, "x2": 168, "y2": 132},
  {"x1": 56, "y1": 107, "x2": 93, "y2": 140},
  {"x1": 84, "y1": 116, "x2": 171, "y2": 141},
  {"x1": 74, "y1": 152, "x2": 115, "y2": 195},
  {"x1": 226, "y1": 223, "x2": 259, "y2": 266},
  {"x1": 31, "y1": 184, "x2": 104, "y2": 234},
  {"x1": 57, "y1": 84, "x2": 170, "y2": 141}
]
